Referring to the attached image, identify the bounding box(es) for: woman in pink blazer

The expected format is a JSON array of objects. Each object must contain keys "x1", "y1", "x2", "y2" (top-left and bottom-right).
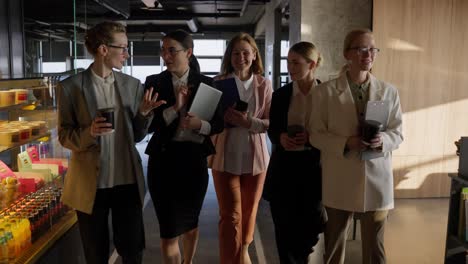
[{"x1": 209, "y1": 32, "x2": 272, "y2": 264}]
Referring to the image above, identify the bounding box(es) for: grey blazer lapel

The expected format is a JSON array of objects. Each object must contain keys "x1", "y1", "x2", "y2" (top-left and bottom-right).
[
  {"x1": 114, "y1": 71, "x2": 131, "y2": 110},
  {"x1": 82, "y1": 69, "x2": 98, "y2": 119}
]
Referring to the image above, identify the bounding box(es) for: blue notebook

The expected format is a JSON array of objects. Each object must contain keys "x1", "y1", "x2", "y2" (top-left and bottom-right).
[{"x1": 214, "y1": 78, "x2": 240, "y2": 111}]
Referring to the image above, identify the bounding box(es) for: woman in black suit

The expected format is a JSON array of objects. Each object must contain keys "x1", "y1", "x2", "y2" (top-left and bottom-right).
[
  {"x1": 144, "y1": 30, "x2": 223, "y2": 264},
  {"x1": 263, "y1": 41, "x2": 327, "y2": 264}
]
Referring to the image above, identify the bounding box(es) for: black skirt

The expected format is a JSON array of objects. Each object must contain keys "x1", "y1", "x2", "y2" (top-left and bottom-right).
[{"x1": 147, "y1": 141, "x2": 209, "y2": 238}]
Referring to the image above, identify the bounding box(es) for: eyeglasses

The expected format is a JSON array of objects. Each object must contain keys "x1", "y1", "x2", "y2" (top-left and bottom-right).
[
  {"x1": 349, "y1": 47, "x2": 380, "y2": 55},
  {"x1": 107, "y1": 44, "x2": 129, "y2": 54},
  {"x1": 160, "y1": 47, "x2": 186, "y2": 56}
]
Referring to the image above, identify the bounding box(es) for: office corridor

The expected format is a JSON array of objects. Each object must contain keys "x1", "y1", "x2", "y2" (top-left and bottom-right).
[{"x1": 120, "y1": 141, "x2": 449, "y2": 264}]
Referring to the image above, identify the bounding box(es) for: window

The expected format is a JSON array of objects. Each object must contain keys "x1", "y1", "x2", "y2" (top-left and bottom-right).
[
  {"x1": 128, "y1": 66, "x2": 162, "y2": 84},
  {"x1": 193, "y1": 40, "x2": 225, "y2": 56},
  {"x1": 193, "y1": 40, "x2": 224, "y2": 76},
  {"x1": 75, "y1": 59, "x2": 93, "y2": 70},
  {"x1": 42, "y1": 62, "x2": 66, "y2": 73},
  {"x1": 198, "y1": 59, "x2": 221, "y2": 74},
  {"x1": 280, "y1": 40, "x2": 290, "y2": 86}
]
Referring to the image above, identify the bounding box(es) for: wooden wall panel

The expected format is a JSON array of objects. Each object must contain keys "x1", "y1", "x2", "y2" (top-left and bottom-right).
[{"x1": 373, "y1": 0, "x2": 468, "y2": 197}]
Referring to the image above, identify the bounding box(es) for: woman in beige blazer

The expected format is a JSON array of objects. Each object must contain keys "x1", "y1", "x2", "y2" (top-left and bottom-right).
[
  {"x1": 310, "y1": 29, "x2": 403, "y2": 264},
  {"x1": 58, "y1": 21, "x2": 164, "y2": 264},
  {"x1": 210, "y1": 32, "x2": 272, "y2": 264}
]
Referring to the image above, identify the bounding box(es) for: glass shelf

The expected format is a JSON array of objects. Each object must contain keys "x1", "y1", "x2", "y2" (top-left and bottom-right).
[{"x1": 0, "y1": 132, "x2": 51, "y2": 153}]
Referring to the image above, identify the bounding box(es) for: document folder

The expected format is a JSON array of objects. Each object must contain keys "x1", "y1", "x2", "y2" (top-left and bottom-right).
[{"x1": 188, "y1": 82, "x2": 222, "y2": 121}]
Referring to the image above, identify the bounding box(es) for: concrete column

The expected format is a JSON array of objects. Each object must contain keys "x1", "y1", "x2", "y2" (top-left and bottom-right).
[
  {"x1": 0, "y1": 0, "x2": 24, "y2": 78},
  {"x1": 289, "y1": 0, "x2": 372, "y2": 81},
  {"x1": 264, "y1": 1, "x2": 282, "y2": 90}
]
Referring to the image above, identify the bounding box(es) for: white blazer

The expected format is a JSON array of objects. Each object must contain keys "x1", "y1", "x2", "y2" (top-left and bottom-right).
[{"x1": 309, "y1": 72, "x2": 403, "y2": 212}]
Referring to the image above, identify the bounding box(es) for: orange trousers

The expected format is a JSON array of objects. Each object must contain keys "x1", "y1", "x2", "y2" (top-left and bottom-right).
[{"x1": 212, "y1": 170, "x2": 266, "y2": 264}]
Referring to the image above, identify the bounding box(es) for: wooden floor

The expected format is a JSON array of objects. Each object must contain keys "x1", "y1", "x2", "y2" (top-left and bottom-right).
[
  {"x1": 134, "y1": 179, "x2": 449, "y2": 263},
  {"x1": 114, "y1": 141, "x2": 450, "y2": 264}
]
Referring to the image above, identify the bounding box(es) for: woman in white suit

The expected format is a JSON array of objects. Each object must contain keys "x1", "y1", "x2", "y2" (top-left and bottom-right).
[{"x1": 309, "y1": 29, "x2": 403, "y2": 264}]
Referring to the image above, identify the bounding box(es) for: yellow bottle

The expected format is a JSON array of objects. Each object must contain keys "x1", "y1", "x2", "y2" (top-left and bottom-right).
[
  {"x1": 3, "y1": 224, "x2": 15, "y2": 260},
  {"x1": 0, "y1": 228, "x2": 8, "y2": 264}
]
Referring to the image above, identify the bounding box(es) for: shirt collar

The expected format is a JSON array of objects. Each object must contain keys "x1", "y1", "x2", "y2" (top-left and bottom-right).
[
  {"x1": 347, "y1": 72, "x2": 370, "y2": 93},
  {"x1": 171, "y1": 68, "x2": 190, "y2": 86},
  {"x1": 90, "y1": 68, "x2": 115, "y2": 85},
  {"x1": 234, "y1": 73, "x2": 254, "y2": 91},
  {"x1": 292, "y1": 79, "x2": 317, "y2": 97}
]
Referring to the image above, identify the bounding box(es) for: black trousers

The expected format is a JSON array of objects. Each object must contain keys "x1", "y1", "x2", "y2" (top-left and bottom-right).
[
  {"x1": 76, "y1": 184, "x2": 145, "y2": 264},
  {"x1": 270, "y1": 200, "x2": 324, "y2": 264}
]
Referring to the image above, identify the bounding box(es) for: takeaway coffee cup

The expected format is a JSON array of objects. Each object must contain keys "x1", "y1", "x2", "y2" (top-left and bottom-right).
[
  {"x1": 361, "y1": 120, "x2": 382, "y2": 143},
  {"x1": 97, "y1": 107, "x2": 115, "y2": 134}
]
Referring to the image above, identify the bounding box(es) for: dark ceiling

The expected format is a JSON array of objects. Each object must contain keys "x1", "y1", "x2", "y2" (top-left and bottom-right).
[{"x1": 24, "y1": 0, "x2": 288, "y2": 42}]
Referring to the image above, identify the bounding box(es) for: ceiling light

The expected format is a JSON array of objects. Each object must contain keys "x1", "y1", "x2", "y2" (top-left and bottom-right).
[
  {"x1": 186, "y1": 19, "x2": 199, "y2": 33},
  {"x1": 141, "y1": 0, "x2": 162, "y2": 8}
]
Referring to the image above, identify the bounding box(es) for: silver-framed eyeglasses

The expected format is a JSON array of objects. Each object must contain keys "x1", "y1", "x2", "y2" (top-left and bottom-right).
[
  {"x1": 160, "y1": 47, "x2": 186, "y2": 56},
  {"x1": 349, "y1": 47, "x2": 380, "y2": 55},
  {"x1": 107, "y1": 44, "x2": 129, "y2": 54}
]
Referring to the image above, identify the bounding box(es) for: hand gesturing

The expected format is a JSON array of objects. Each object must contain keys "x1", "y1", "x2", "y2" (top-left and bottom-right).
[{"x1": 139, "y1": 87, "x2": 166, "y2": 116}]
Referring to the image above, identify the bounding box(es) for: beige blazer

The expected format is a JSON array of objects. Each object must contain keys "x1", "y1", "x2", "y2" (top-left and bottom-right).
[
  {"x1": 57, "y1": 68, "x2": 151, "y2": 214},
  {"x1": 310, "y1": 73, "x2": 403, "y2": 212},
  {"x1": 209, "y1": 74, "x2": 272, "y2": 175}
]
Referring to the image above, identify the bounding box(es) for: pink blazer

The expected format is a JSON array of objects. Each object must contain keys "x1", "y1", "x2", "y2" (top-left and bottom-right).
[{"x1": 209, "y1": 74, "x2": 272, "y2": 175}]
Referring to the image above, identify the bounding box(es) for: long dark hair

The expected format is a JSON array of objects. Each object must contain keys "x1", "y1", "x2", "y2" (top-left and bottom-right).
[{"x1": 163, "y1": 30, "x2": 200, "y2": 74}]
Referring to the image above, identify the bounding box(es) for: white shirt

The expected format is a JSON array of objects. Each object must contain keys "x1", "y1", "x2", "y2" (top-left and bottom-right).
[
  {"x1": 90, "y1": 69, "x2": 135, "y2": 188},
  {"x1": 161, "y1": 69, "x2": 211, "y2": 143},
  {"x1": 287, "y1": 80, "x2": 317, "y2": 151},
  {"x1": 224, "y1": 74, "x2": 255, "y2": 174}
]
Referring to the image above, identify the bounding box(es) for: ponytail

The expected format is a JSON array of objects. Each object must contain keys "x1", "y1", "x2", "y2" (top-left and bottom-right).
[{"x1": 189, "y1": 55, "x2": 201, "y2": 74}]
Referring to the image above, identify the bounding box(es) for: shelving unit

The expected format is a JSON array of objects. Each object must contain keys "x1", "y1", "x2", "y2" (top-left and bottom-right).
[
  {"x1": 0, "y1": 103, "x2": 27, "y2": 112},
  {"x1": 13, "y1": 210, "x2": 77, "y2": 264},
  {"x1": 0, "y1": 77, "x2": 78, "y2": 263},
  {"x1": 445, "y1": 174, "x2": 468, "y2": 263},
  {"x1": 0, "y1": 132, "x2": 51, "y2": 153}
]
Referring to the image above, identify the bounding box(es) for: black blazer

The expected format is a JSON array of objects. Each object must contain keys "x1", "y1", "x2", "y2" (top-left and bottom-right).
[
  {"x1": 263, "y1": 82, "x2": 321, "y2": 202},
  {"x1": 143, "y1": 69, "x2": 224, "y2": 157}
]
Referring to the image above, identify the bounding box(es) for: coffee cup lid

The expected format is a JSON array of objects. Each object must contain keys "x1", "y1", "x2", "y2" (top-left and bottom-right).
[
  {"x1": 365, "y1": 119, "x2": 383, "y2": 128},
  {"x1": 98, "y1": 107, "x2": 114, "y2": 113}
]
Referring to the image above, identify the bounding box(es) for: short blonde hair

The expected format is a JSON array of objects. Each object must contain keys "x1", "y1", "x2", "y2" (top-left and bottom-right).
[{"x1": 85, "y1": 21, "x2": 126, "y2": 56}]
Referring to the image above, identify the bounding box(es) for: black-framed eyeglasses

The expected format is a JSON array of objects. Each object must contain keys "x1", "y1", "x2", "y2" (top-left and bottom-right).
[
  {"x1": 349, "y1": 47, "x2": 380, "y2": 55},
  {"x1": 107, "y1": 44, "x2": 129, "y2": 54},
  {"x1": 160, "y1": 47, "x2": 186, "y2": 56}
]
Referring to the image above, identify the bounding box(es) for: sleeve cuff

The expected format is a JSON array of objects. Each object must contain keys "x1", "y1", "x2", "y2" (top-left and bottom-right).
[
  {"x1": 138, "y1": 111, "x2": 154, "y2": 119},
  {"x1": 83, "y1": 126, "x2": 99, "y2": 147},
  {"x1": 163, "y1": 107, "x2": 178, "y2": 125},
  {"x1": 249, "y1": 117, "x2": 264, "y2": 133},
  {"x1": 198, "y1": 120, "x2": 211, "y2": 135}
]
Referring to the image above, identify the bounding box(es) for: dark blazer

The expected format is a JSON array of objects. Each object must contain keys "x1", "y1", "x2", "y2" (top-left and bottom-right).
[
  {"x1": 143, "y1": 69, "x2": 224, "y2": 157},
  {"x1": 263, "y1": 82, "x2": 321, "y2": 202}
]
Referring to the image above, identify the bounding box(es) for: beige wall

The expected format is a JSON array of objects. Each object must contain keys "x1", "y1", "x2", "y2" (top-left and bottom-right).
[
  {"x1": 373, "y1": 0, "x2": 468, "y2": 197},
  {"x1": 289, "y1": 0, "x2": 372, "y2": 82}
]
